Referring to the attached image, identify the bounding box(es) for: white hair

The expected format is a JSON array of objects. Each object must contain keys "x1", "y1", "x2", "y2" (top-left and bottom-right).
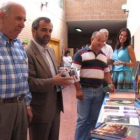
[
  {"x1": 0, "y1": 1, "x2": 23, "y2": 16},
  {"x1": 91, "y1": 31, "x2": 98, "y2": 37},
  {"x1": 0, "y1": 1, "x2": 11, "y2": 15},
  {"x1": 99, "y1": 29, "x2": 109, "y2": 34}
]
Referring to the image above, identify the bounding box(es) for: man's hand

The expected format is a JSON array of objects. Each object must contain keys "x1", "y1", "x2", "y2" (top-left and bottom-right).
[
  {"x1": 109, "y1": 84, "x2": 115, "y2": 92},
  {"x1": 76, "y1": 90, "x2": 84, "y2": 100},
  {"x1": 53, "y1": 71, "x2": 73, "y2": 86},
  {"x1": 27, "y1": 106, "x2": 33, "y2": 124}
]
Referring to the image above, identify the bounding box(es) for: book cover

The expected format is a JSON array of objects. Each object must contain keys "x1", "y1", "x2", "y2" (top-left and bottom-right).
[
  {"x1": 109, "y1": 91, "x2": 136, "y2": 101},
  {"x1": 105, "y1": 115, "x2": 130, "y2": 124},
  {"x1": 105, "y1": 99, "x2": 135, "y2": 106},
  {"x1": 97, "y1": 105, "x2": 139, "y2": 126},
  {"x1": 90, "y1": 122, "x2": 140, "y2": 140},
  {"x1": 59, "y1": 67, "x2": 79, "y2": 83}
]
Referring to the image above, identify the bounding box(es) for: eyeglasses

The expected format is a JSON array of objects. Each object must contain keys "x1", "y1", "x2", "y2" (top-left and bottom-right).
[{"x1": 95, "y1": 37, "x2": 105, "y2": 44}]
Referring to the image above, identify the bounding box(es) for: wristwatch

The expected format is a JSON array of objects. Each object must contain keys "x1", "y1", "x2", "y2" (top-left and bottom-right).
[{"x1": 109, "y1": 83, "x2": 114, "y2": 88}]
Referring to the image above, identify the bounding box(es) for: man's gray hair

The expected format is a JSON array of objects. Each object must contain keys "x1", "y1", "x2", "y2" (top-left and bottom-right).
[
  {"x1": 91, "y1": 31, "x2": 98, "y2": 37},
  {"x1": 32, "y1": 17, "x2": 51, "y2": 30},
  {"x1": 99, "y1": 28, "x2": 109, "y2": 34},
  {"x1": 0, "y1": 1, "x2": 11, "y2": 15}
]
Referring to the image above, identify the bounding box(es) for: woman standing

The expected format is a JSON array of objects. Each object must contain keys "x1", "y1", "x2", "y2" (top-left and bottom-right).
[{"x1": 112, "y1": 28, "x2": 136, "y2": 90}]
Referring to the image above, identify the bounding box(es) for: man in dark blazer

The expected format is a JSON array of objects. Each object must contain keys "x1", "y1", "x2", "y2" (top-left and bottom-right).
[{"x1": 25, "y1": 17, "x2": 72, "y2": 140}]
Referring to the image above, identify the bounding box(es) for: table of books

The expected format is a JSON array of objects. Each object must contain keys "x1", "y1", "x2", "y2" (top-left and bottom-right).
[{"x1": 91, "y1": 94, "x2": 140, "y2": 140}]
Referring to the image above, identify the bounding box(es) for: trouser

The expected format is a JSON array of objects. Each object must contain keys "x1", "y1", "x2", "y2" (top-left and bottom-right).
[
  {"x1": 29, "y1": 111, "x2": 60, "y2": 140},
  {"x1": 75, "y1": 86, "x2": 103, "y2": 140},
  {"x1": 0, "y1": 100, "x2": 28, "y2": 140}
]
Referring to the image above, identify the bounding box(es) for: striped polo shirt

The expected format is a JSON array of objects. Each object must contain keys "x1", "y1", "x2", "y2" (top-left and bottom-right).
[{"x1": 72, "y1": 46, "x2": 110, "y2": 86}]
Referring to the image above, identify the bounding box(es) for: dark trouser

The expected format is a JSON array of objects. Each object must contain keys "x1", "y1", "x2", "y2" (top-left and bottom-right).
[
  {"x1": 0, "y1": 100, "x2": 28, "y2": 140},
  {"x1": 29, "y1": 111, "x2": 60, "y2": 140}
]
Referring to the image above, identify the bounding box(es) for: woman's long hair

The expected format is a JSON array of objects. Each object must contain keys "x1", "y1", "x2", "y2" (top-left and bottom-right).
[{"x1": 115, "y1": 28, "x2": 131, "y2": 50}]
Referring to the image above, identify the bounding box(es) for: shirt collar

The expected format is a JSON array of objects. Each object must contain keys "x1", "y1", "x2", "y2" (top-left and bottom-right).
[
  {"x1": 87, "y1": 45, "x2": 103, "y2": 54},
  {"x1": 0, "y1": 31, "x2": 17, "y2": 47},
  {"x1": 32, "y1": 39, "x2": 49, "y2": 53}
]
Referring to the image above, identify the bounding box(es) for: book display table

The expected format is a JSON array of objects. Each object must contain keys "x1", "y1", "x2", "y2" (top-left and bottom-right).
[{"x1": 91, "y1": 94, "x2": 140, "y2": 140}]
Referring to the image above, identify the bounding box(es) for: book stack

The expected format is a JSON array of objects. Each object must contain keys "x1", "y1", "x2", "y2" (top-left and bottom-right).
[
  {"x1": 90, "y1": 103, "x2": 140, "y2": 140},
  {"x1": 90, "y1": 122, "x2": 140, "y2": 140}
]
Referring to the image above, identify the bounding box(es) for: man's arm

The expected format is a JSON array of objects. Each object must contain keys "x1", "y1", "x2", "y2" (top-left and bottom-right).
[
  {"x1": 104, "y1": 72, "x2": 112, "y2": 84},
  {"x1": 74, "y1": 82, "x2": 84, "y2": 100},
  {"x1": 104, "y1": 72, "x2": 115, "y2": 92},
  {"x1": 107, "y1": 59, "x2": 114, "y2": 65}
]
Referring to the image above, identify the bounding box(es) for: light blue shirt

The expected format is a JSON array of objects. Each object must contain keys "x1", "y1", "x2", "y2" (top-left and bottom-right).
[{"x1": 113, "y1": 47, "x2": 132, "y2": 72}]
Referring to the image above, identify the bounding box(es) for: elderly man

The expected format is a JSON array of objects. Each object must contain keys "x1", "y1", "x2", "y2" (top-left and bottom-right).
[
  {"x1": 72, "y1": 31, "x2": 114, "y2": 140},
  {"x1": 0, "y1": 1, "x2": 32, "y2": 140}
]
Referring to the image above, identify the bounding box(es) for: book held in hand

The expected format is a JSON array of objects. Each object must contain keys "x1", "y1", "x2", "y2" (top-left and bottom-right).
[
  {"x1": 90, "y1": 122, "x2": 140, "y2": 140},
  {"x1": 59, "y1": 67, "x2": 79, "y2": 83}
]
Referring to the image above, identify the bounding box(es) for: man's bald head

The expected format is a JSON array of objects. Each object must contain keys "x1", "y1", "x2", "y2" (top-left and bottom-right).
[{"x1": 0, "y1": 1, "x2": 26, "y2": 39}]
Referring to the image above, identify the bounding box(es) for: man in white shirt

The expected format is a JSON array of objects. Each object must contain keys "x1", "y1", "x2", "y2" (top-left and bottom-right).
[
  {"x1": 100, "y1": 29, "x2": 114, "y2": 94},
  {"x1": 100, "y1": 29, "x2": 113, "y2": 72}
]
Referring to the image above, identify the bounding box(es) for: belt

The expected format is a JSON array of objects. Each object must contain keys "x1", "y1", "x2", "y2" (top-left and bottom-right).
[
  {"x1": 0, "y1": 94, "x2": 25, "y2": 103},
  {"x1": 81, "y1": 83, "x2": 101, "y2": 88}
]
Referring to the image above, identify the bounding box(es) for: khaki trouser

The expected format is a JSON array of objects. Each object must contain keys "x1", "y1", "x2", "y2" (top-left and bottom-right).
[{"x1": 0, "y1": 100, "x2": 28, "y2": 140}]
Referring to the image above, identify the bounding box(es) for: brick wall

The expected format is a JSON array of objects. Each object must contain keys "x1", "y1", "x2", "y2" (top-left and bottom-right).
[
  {"x1": 65, "y1": 0, "x2": 126, "y2": 50},
  {"x1": 65, "y1": 0, "x2": 126, "y2": 21}
]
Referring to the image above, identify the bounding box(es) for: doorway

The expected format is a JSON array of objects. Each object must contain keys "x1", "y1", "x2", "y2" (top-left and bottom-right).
[{"x1": 48, "y1": 38, "x2": 61, "y2": 65}]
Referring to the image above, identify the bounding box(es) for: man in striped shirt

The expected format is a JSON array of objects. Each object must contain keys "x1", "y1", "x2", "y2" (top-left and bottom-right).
[
  {"x1": 0, "y1": 1, "x2": 32, "y2": 140},
  {"x1": 72, "y1": 31, "x2": 114, "y2": 140}
]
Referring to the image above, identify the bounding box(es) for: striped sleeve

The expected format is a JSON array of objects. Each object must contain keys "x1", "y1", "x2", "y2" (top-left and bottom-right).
[{"x1": 71, "y1": 51, "x2": 82, "y2": 70}]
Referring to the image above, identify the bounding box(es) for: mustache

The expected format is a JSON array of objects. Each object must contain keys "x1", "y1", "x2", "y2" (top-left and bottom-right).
[{"x1": 43, "y1": 35, "x2": 50, "y2": 38}]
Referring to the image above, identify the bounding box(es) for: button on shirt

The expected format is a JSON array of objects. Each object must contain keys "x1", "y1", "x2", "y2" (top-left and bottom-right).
[{"x1": 0, "y1": 31, "x2": 31, "y2": 105}]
